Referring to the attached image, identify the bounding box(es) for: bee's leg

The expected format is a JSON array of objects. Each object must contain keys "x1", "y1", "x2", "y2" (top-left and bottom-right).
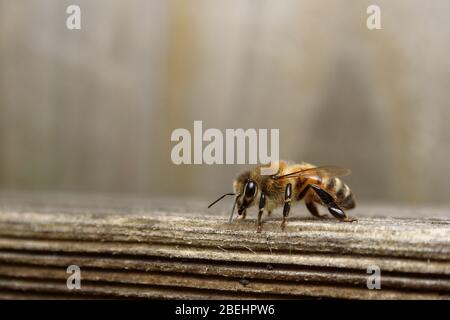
[
  {"x1": 257, "y1": 193, "x2": 266, "y2": 233},
  {"x1": 240, "y1": 210, "x2": 247, "y2": 220},
  {"x1": 281, "y1": 183, "x2": 292, "y2": 230},
  {"x1": 310, "y1": 184, "x2": 357, "y2": 222},
  {"x1": 305, "y1": 196, "x2": 326, "y2": 219}
]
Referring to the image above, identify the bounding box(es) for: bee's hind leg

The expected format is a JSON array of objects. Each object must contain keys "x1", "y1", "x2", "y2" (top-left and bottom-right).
[
  {"x1": 281, "y1": 183, "x2": 292, "y2": 231},
  {"x1": 305, "y1": 196, "x2": 327, "y2": 219},
  {"x1": 310, "y1": 184, "x2": 357, "y2": 222}
]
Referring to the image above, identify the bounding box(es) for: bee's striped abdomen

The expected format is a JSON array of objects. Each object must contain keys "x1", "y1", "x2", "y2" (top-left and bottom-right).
[{"x1": 324, "y1": 177, "x2": 355, "y2": 209}]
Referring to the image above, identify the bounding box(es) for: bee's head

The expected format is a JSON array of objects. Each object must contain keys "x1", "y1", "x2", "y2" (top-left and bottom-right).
[
  {"x1": 207, "y1": 171, "x2": 258, "y2": 224},
  {"x1": 234, "y1": 172, "x2": 258, "y2": 216}
]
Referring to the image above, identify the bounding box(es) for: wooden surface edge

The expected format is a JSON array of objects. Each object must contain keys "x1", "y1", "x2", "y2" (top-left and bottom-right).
[{"x1": 0, "y1": 194, "x2": 449, "y2": 299}]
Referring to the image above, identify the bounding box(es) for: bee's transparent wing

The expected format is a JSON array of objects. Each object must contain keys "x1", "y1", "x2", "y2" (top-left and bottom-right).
[{"x1": 272, "y1": 166, "x2": 351, "y2": 180}]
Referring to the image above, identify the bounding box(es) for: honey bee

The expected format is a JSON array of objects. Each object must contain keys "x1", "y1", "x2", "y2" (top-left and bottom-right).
[{"x1": 208, "y1": 160, "x2": 357, "y2": 232}]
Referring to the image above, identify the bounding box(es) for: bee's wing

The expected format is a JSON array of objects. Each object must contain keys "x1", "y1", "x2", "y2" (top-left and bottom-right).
[{"x1": 272, "y1": 166, "x2": 351, "y2": 180}]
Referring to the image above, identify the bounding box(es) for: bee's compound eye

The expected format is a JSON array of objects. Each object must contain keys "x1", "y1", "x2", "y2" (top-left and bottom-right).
[{"x1": 244, "y1": 180, "x2": 257, "y2": 199}]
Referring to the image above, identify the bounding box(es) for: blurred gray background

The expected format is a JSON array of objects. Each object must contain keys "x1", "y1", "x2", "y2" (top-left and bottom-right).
[{"x1": 0, "y1": 0, "x2": 449, "y2": 205}]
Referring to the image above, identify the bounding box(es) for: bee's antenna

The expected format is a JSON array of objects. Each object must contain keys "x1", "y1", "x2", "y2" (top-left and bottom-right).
[
  {"x1": 228, "y1": 195, "x2": 240, "y2": 223},
  {"x1": 208, "y1": 193, "x2": 235, "y2": 208}
]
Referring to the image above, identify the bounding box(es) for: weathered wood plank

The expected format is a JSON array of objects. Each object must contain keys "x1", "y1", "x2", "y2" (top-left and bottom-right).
[{"x1": 0, "y1": 193, "x2": 449, "y2": 299}]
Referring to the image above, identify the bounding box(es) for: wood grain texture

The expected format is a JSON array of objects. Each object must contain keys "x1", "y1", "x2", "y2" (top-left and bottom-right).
[{"x1": 0, "y1": 193, "x2": 449, "y2": 299}]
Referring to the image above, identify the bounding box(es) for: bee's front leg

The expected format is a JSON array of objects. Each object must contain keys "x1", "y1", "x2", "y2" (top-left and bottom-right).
[
  {"x1": 256, "y1": 193, "x2": 266, "y2": 233},
  {"x1": 281, "y1": 183, "x2": 292, "y2": 231}
]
